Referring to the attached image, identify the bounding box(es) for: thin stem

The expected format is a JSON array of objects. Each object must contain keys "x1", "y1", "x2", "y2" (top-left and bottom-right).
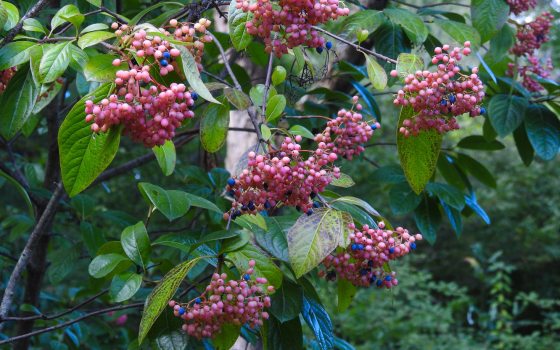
[
  {"x1": 207, "y1": 31, "x2": 242, "y2": 90},
  {"x1": 261, "y1": 52, "x2": 275, "y2": 118},
  {"x1": 312, "y1": 26, "x2": 397, "y2": 64},
  {"x1": 100, "y1": 6, "x2": 129, "y2": 24}
]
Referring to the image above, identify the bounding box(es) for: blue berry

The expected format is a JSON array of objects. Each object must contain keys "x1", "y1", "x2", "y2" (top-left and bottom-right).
[
  {"x1": 306, "y1": 209, "x2": 313, "y2": 216},
  {"x1": 243, "y1": 274, "x2": 251, "y2": 281},
  {"x1": 360, "y1": 268, "x2": 369, "y2": 276},
  {"x1": 325, "y1": 41, "x2": 333, "y2": 50},
  {"x1": 480, "y1": 107, "x2": 486, "y2": 115},
  {"x1": 195, "y1": 298, "x2": 201, "y2": 304},
  {"x1": 163, "y1": 51, "x2": 171, "y2": 60},
  {"x1": 371, "y1": 124, "x2": 377, "y2": 130},
  {"x1": 389, "y1": 247, "x2": 395, "y2": 254},
  {"x1": 376, "y1": 280, "x2": 383, "y2": 287},
  {"x1": 227, "y1": 178, "x2": 236, "y2": 186},
  {"x1": 160, "y1": 59, "x2": 168, "y2": 67},
  {"x1": 351, "y1": 244, "x2": 358, "y2": 251},
  {"x1": 316, "y1": 47, "x2": 324, "y2": 54},
  {"x1": 440, "y1": 99, "x2": 447, "y2": 106},
  {"x1": 368, "y1": 260, "x2": 374, "y2": 267},
  {"x1": 264, "y1": 201, "x2": 271, "y2": 209},
  {"x1": 410, "y1": 242, "x2": 417, "y2": 250},
  {"x1": 228, "y1": 190, "x2": 235, "y2": 197},
  {"x1": 385, "y1": 275, "x2": 392, "y2": 282},
  {"x1": 178, "y1": 307, "x2": 185, "y2": 315},
  {"x1": 449, "y1": 94, "x2": 456, "y2": 103},
  {"x1": 248, "y1": 201, "x2": 255, "y2": 211},
  {"x1": 191, "y1": 92, "x2": 198, "y2": 100},
  {"x1": 313, "y1": 201, "x2": 321, "y2": 208}
]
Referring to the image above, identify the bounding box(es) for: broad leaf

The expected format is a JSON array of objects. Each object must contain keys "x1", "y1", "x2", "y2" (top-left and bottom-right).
[
  {"x1": 228, "y1": 244, "x2": 282, "y2": 288},
  {"x1": 524, "y1": 105, "x2": 560, "y2": 161},
  {"x1": 39, "y1": 41, "x2": 73, "y2": 83},
  {"x1": 389, "y1": 182, "x2": 422, "y2": 215},
  {"x1": 364, "y1": 54, "x2": 387, "y2": 90},
  {"x1": 78, "y1": 31, "x2": 116, "y2": 49},
  {"x1": 455, "y1": 153, "x2": 497, "y2": 188},
  {"x1": 184, "y1": 193, "x2": 222, "y2": 213},
  {"x1": 0, "y1": 66, "x2": 39, "y2": 139},
  {"x1": 471, "y1": 0, "x2": 509, "y2": 43},
  {"x1": 88, "y1": 253, "x2": 129, "y2": 278},
  {"x1": 302, "y1": 296, "x2": 334, "y2": 350},
  {"x1": 110, "y1": 272, "x2": 142, "y2": 302},
  {"x1": 224, "y1": 88, "x2": 251, "y2": 110},
  {"x1": 138, "y1": 183, "x2": 191, "y2": 221},
  {"x1": 384, "y1": 8, "x2": 428, "y2": 45},
  {"x1": 413, "y1": 197, "x2": 441, "y2": 245},
  {"x1": 270, "y1": 278, "x2": 303, "y2": 323},
  {"x1": 330, "y1": 173, "x2": 355, "y2": 188},
  {"x1": 83, "y1": 54, "x2": 127, "y2": 82},
  {"x1": 0, "y1": 41, "x2": 35, "y2": 70},
  {"x1": 488, "y1": 94, "x2": 529, "y2": 137},
  {"x1": 426, "y1": 182, "x2": 465, "y2": 210},
  {"x1": 457, "y1": 135, "x2": 505, "y2": 151},
  {"x1": 266, "y1": 95, "x2": 287, "y2": 122},
  {"x1": 265, "y1": 316, "x2": 303, "y2": 350},
  {"x1": 121, "y1": 221, "x2": 151, "y2": 270},
  {"x1": 337, "y1": 279, "x2": 356, "y2": 313},
  {"x1": 433, "y1": 19, "x2": 481, "y2": 48},
  {"x1": 153, "y1": 140, "x2": 176, "y2": 176},
  {"x1": 175, "y1": 45, "x2": 219, "y2": 104},
  {"x1": 395, "y1": 53, "x2": 424, "y2": 77},
  {"x1": 200, "y1": 101, "x2": 230, "y2": 153},
  {"x1": 213, "y1": 323, "x2": 241, "y2": 350},
  {"x1": 51, "y1": 5, "x2": 82, "y2": 30},
  {"x1": 228, "y1": 0, "x2": 253, "y2": 50}
]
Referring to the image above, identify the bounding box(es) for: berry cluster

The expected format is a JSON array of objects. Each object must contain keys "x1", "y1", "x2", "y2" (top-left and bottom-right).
[
  {"x1": 392, "y1": 42, "x2": 485, "y2": 136},
  {"x1": 506, "y1": 0, "x2": 537, "y2": 15},
  {"x1": 0, "y1": 67, "x2": 16, "y2": 94},
  {"x1": 509, "y1": 13, "x2": 554, "y2": 92},
  {"x1": 85, "y1": 19, "x2": 211, "y2": 147},
  {"x1": 168, "y1": 260, "x2": 273, "y2": 339},
  {"x1": 224, "y1": 98, "x2": 378, "y2": 218},
  {"x1": 236, "y1": 0, "x2": 349, "y2": 56},
  {"x1": 320, "y1": 222, "x2": 422, "y2": 288}
]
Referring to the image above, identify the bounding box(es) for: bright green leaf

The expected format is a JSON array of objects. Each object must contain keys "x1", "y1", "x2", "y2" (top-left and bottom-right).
[
  {"x1": 121, "y1": 221, "x2": 151, "y2": 269},
  {"x1": 266, "y1": 94, "x2": 287, "y2": 122},
  {"x1": 39, "y1": 41, "x2": 73, "y2": 83},
  {"x1": 228, "y1": 0, "x2": 253, "y2": 50},
  {"x1": 364, "y1": 54, "x2": 387, "y2": 90},
  {"x1": 337, "y1": 279, "x2": 356, "y2": 313},
  {"x1": 175, "y1": 45, "x2": 219, "y2": 104},
  {"x1": 471, "y1": 0, "x2": 509, "y2": 43},
  {"x1": 138, "y1": 183, "x2": 191, "y2": 221},
  {"x1": 110, "y1": 272, "x2": 142, "y2": 302},
  {"x1": 200, "y1": 100, "x2": 230, "y2": 153},
  {"x1": 78, "y1": 31, "x2": 116, "y2": 49},
  {"x1": 384, "y1": 8, "x2": 428, "y2": 45},
  {"x1": 228, "y1": 244, "x2": 282, "y2": 288},
  {"x1": 153, "y1": 140, "x2": 176, "y2": 176},
  {"x1": 83, "y1": 54, "x2": 126, "y2": 82},
  {"x1": 88, "y1": 253, "x2": 129, "y2": 278}
]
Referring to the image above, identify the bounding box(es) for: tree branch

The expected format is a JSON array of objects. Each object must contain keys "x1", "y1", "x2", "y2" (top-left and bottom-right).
[{"x1": 0, "y1": 0, "x2": 50, "y2": 48}]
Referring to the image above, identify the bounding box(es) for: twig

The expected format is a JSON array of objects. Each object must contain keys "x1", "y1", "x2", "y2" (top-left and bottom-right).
[
  {"x1": 207, "y1": 31, "x2": 242, "y2": 91},
  {"x1": 312, "y1": 26, "x2": 397, "y2": 64},
  {"x1": 363, "y1": 156, "x2": 381, "y2": 168},
  {"x1": 365, "y1": 142, "x2": 397, "y2": 148},
  {"x1": 261, "y1": 52, "x2": 275, "y2": 118},
  {"x1": 0, "y1": 183, "x2": 65, "y2": 322},
  {"x1": 100, "y1": 6, "x2": 129, "y2": 24},
  {"x1": 0, "y1": 0, "x2": 50, "y2": 48}
]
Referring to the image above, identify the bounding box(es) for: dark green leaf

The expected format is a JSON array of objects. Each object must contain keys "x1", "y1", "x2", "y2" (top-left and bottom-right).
[
  {"x1": 265, "y1": 316, "x2": 303, "y2": 350},
  {"x1": 175, "y1": 45, "x2": 219, "y2": 104},
  {"x1": 200, "y1": 101, "x2": 230, "y2": 153},
  {"x1": 513, "y1": 124, "x2": 534, "y2": 166},
  {"x1": 88, "y1": 253, "x2": 129, "y2": 278},
  {"x1": 433, "y1": 19, "x2": 481, "y2": 48},
  {"x1": 121, "y1": 221, "x2": 151, "y2": 269},
  {"x1": 0, "y1": 66, "x2": 39, "y2": 140},
  {"x1": 337, "y1": 279, "x2": 356, "y2": 313},
  {"x1": 441, "y1": 201, "x2": 462, "y2": 237},
  {"x1": 471, "y1": 0, "x2": 509, "y2": 43},
  {"x1": 213, "y1": 323, "x2": 241, "y2": 350},
  {"x1": 228, "y1": 244, "x2": 282, "y2": 288},
  {"x1": 455, "y1": 153, "x2": 497, "y2": 188},
  {"x1": 413, "y1": 197, "x2": 442, "y2": 245},
  {"x1": 302, "y1": 296, "x2": 334, "y2": 350},
  {"x1": 384, "y1": 8, "x2": 428, "y2": 45},
  {"x1": 488, "y1": 94, "x2": 529, "y2": 137},
  {"x1": 138, "y1": 183, "x2": 191, "y2": 221},
  {"x1": 524, "y1": 105, "x2": 560, "y2": 161},
  {"x1": 109, "y1": 272, "x2": 142, "y2": 302},
  {"x1": 153, "y1": 140, "x2": 176, "y2": 176},
  {"x1": 457, "y1": 135, "x2": 505, "y2": 151},
  {"x1": 426, "y1": 182, "x2": 465, "y2": 210},
  {"x1": 389, "y1": 182, "x2": 422, "y2": 215},
  {"x1": 0, "y1": 41, "x2": 35, "y2": 70},
  {"x1": 270, "y1": 277, "x2": 303, "y2": 323}
]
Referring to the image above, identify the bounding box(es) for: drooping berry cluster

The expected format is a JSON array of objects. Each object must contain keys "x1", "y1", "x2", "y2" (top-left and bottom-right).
[
  {"x1": 85, "y1": 19, "x2": 211, "y2": 147},
  {"x1": 224, "y1": 98, "x2": 378, "y2": 218},
  {"x1": 168, "y1": 260, "x2": 273, "y2": 339},
  {"x1": 506, "y1": 0, "x2": 537, "y2": 15},
  {"x1": 236, "y1": 0, "x2": 349, "y2": 56},
  {"x1": 320, "y1": 222, "x2": 422, "y2": 288},
  {"x1": 392, "y1": 42, "x2": 485, "y2": 136},
  {"x1": 0, "y1": 67, "x2": 16, "y2": 93},
  {"x1": 508, "y1": 13, "x2": 555, "y2": 92}
]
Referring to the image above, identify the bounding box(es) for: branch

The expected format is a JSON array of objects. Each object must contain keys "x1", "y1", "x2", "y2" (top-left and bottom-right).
[
  {"x1": 0, "y1": 0, "x2": 50, "y2": 48},
  {"x1": 99, "y1": 6, "x2": 129, "y2": 25},
  {"x1": 0, "y1": 302, "x2": 143, "y2": 345},
  {"x1": 207, "y1": 31, "x2": 242, "y2": 91},
  {"x1": 261, "y1": 52, "x2": 274, "y2": 118},
  {"x1": 312, "y1": 26, "x2": 397, "y2": 64},
  {"x1": 0, "y1": 183, "x2": 65, "y2": 322}
]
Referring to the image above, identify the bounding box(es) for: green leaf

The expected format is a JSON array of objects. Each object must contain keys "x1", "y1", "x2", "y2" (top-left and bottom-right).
[
  {"x1": 78, "y1": 31, "x2": 116, "y2": 49},
  {"x1": 33, "y1": 80, "x2": 63, "y2": 114},
  {"x1": 138, "y1": 257, "x2": 202, "y2": 344},
  {"x1": 426, "y1": 182, "x2": 465, "y2": 210},
  {"x1": 0, "y1": 169, "x2": 34, "y2": 217},
  {"x1": 0, "y1": 41, "x2": 35, "y2": 70},
  {"x1": 457, "y1": 135, "x2": 505, "y2": 151},
  {"x1": 513, "y1": 124, "x2": 534, "y2": 166},
  {"x1": 83, "y1": 54, "x2": 126, "y2": 82},
  {"x1": 270, "y1": 277, "x2": 303, "y2": 323},
  {"x1": 337, "y1": 279, "x2": 356, "y2": 313},
  {"x1": 254, "y1": 216, "x2": 291, "y2": 262},
  {"x1": 364, "y1": 54, "x2": 387, "y2": 90},
  {"x1": 88, "y1": 253, "x2": 129, "y2": 278},
  {"x1": 175, "y1": 45, "x2": 219, "y2": 104},
  {"x1": 488, "y1": 24, "x2": 515, "y2": 61},
  {"x1": 228, "y1": 0, "x2": 253, "y2": 50},
  {"x1": 337, "y1": 10, "x2": 384, "y2": 39},
  {"x1": 110, "y1": 272, "x2": 142, "y2": 302},
  {"x1": 397, "y1": 106, "x2": 442, "y2": 194},
  {"x1": 184, "y1": 193, "x2": 222, "y2": 213},
  {"x1": 471, "y1": 0, "x2": 509, "y2": 43},
  {"x1": 81, "y1": 221, "x2": 105, "y2": 257},
  {"x1": 371, "y1": 164, "x2": 406, "y2": 184},
  {"x1": 250, "y1": 84, "x2": 276, "y2": 107},
  {"x1": 302, "y1": 296, "x2": 334, "y2": 350},
  {"x1": 265, "y1": 316, "x2": 303, "y2": 350},
  {"x1": 200, "y1": 101, "x2": 230, "y2": 153},
  {"x1": 413, "y1": 197, "x2": 441, "y2": 245},
  {"x1": 51, "y1": 5, "x2": 82, "y2": 31},
  {"x1": 433, "y1": 19, "x2": 481, "y2": 48},
  {"x1": 395, "y1": 53, "x2": 424, "y2": 77},
  {"x1": 332, "y1": 196, "x2": 381, "y2": 218},
  {"x1": 455, "y1": 153, "x2": 497, "y2": 188},
  {"x1": 1, "y1": 0, "x2": 18, "y2": 30},
  {"x1": 23, "y1": 18, "x2": 45, "y2": 34},
  {"x1": 213, "y1": 324, "x2": 241, "y2": 350},
  {"x1": 39, "y1": 41, "x2": 73, "y2": 83},
  {"x1": 389, "y1": 182, "x2": 422, "y2": 215},
  {"x1": 154, "y1": 331, "x2": 188, "y2": 350},
  {"x1": 287, "y1": 208, "x2": 352, "y2": 278},
  {"x1": 330, "y1": 173, "x2": 355, "y2": 188},
  {"x1": 266, "y1": 95, "x2": 287, "y2": 122},
  {"x1": 289, "y1": 125, "x2": 315, "y2": 139},
  {"x1": 384, "y1": 8, "x2": 428, "y2": 45},
  {"x1": 153, "y1": 140, "x2": 176, "y2": 176},
  {"x1": 121, "y1": 221, "x2": 151, "y2": 270},
  {"x1": 48, "y1": 247, "x2": 79, "y2": 284},
  {"x1": 441, "y1": 202, "x2": 463, "y2": 237},
  {"x1": 488, "y1": 94, "x2": 529, "y2": 137},
  {"x1": 272, "y1": 66, "x2": 287, "y2": 86},
  {"x1": 0, "y1": 66, "x2": 39, "y2": 139},
  {"x1": 138, "y1": 183, "x2": 191, "y2": 221},
  {"x1": 261, "y1": 124, "x2": 272, "y2": 141},
  {"x1": 524, "y1": 105, "x2": 560, "y2": 161},
  {"x1": 224, "y1": 87, "x2": 251, "y2": 110},
  {"x1": 228, "y1": 243, "x2": 282, "y2": 288},
  {"x1": 0, "y1": 2, "x2": 7, "y2": 30},
  {"x1": 81, "y1": 23, "x2": 109, "y2": 34},
  {"x1": 59, "y1": 83, "x2": 121, "y2": 196}
]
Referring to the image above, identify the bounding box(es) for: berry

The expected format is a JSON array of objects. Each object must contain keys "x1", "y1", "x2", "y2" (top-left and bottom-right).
[
  {"x1": 191, "y1": 92, "x2": 198, "y2": 100},
  {"x1": 480, "y1": 107, "x2": 486, "y2": 115},
  {"x1": 506, "y1": 0, "x2": 537, "y2": 16},
  {"x1": 325, "y1": 41, "x2": 333, "y2": 50},
  {"x1": 178, "y1": 307, "x2": 185, "y2": 315},
  {"x1": 0, "y1": 67, "x2": 16, "y2": 94},
  {"x1": 227, "y1": 178, "x2": 236, "y2": 186},
  {"x1": 160, "y1": 59, "x2": 169, "y2": 67},
  {"x1": 163, "y1": 51, "x2": 171, "y2": 60},
  {"x1": 316, "y1": 47, "x2": 324, "y2": 54},
  {"x1": 243, "y1": 274, "x2": 251, "y2": 281}
]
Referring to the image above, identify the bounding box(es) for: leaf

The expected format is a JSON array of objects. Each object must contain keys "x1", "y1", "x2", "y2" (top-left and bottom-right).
[
  {"x1": 471, "y1": 0, "x2": 509, "y2": 43},
  {"x1": 389, "y1": 182, "x2": 422, "y2": 215},
  {"x1": 81, "y1": 221, "x2": 105, "y2": 257},
  {"x1": 254, "y1": 216, "x2": 291, "y2": 262},
  {"x1": 457, "y1": 135, "x2": 505, "y2": 151},
  {"x1": 121, "y1": 221, "x2": 151, "y2": 270},
  {"x1": 302, "y1": 296, "x2": 334, "y2": 350},
  {"x1": 524, "y1": 105, "x2": 560, "y2": 161},
  {"x1": 88, "y1": 253, "x2": 129, "y2": 278},
  {"x1": 39, "y1": 41, "x2": 73, "y2": 83},
  {"x1": 384, "y1": 8, "x2": 428, "y2": 45},
  {"x1": 330, "y1": 173, "x2": 355, "y2": 188},
  {"x1": 265, "y1": 316, "x2": 303, "y2": 350},
  {"x1": 426, "y1": 182, "x2": 465, "y2": 210},
  {"x1": 228, "y1": 244, "x2": 282, "y2": 288},
  {"x1": 465, "y1": 191, "x2": 490, "y2": 224},
  {"x1": 337, "y1": 279, "x2": 356, "y2": 313},
  {"x1": 59, "y1": 83, "x2": 121, "y2": 196},
  {"x1": 433, "y1": 19, "x2": 482, "y2": 48},
  {"x1": 266, "y1": 95, "x2": 287, "y2": 122},
  {"x1": 51, "y1": 5, "x2": 82, "y2": 30},
  {"x1": 213, "y1": 323, "x2": 241, "y2": 350},
  {"x1": 184, "y1": 193, "x2": 222, "y2": 213},
  {"x1": 441, "y1": 202, "x2": 462, "y2": 237},
  {"x1": 0, "y1": 169, "x2": 34, "y2": 217},
  {"x1": 489, "y1": 24, "x2": 515, "y2": 61},
  {"x1": 287, "y1": 208, "x2": 352, "y2": 278},
  {"x1": 83, "y1": 54, "x2": 127, "y2": 82},
  {"x1": 153, "y1": 140, "x2": 176, "y2": 176},
  {"x1": 33, "y1": 80, "x2": 63, "y2": 114},
  {"x1": 224, "y1": 88, "x2": 251, "y2": 110},
  {"x1": 154, "y1": 331, "x2": 188, "y2": 350},
  {"x1": 270, "y1": 277, "x2": 303, "y2": 323},
  {"x1": 138, "y1": 257, "x2": 202, "y2": 344},
  {"x1": 110, "y1": 272, "x2": 143, "y2": 302},
  {"x1": 289, "y1": 125, "x2": 315, "y2": 139},
  {"x1": 175, "y1": 45, "x2": 219, "y2": 104},
  {"x1": 397, "y1": 106, "x2": 442, "y2": 194},
  {"x1": 0, "y1": 41, "x2": 35, "y2": 70},
  {"x1": 0, "y1": 66, "x2": 39, "y2": 140},
  {"x1": 138, "y1": 183, "x2": 191, "y2": 221},
  {"x1": 455, "y1": 153, "x2": 497, "y2": 188},
  {"x1": 200, "y1": 101, "x2": 230, "y2": 153},
  {"x1": 332, "y1": 196, "x2": 381, "y2": 218},
  {"x1": 78, "y1": 31, "x2": 116, "y2": 49},
  {"x1": 413, "y1": 197, "x2": 441, "y2": 245},
  {"x1": 488, "y1": 95, "x2": 529, "y2": 137},
  {"x1": 337, "y1": 10, "x2": 384, "y2": 39},
  {"x1": 395, "y1": 53, "x2": 424, "y2": 77},
  {"x1": 228, "y1": 0, "x2": 253, "y2": 50},
  {"x1": 513, "y1": 124, "x2": 534, "y2": 166},
  {"x1": 261, "y1": 124, "x2": 272, "y2": 141},
  {"x1": 371, "y1": 165, "x2": 406, "y2": 184},
  {"x1": 81, "y1": 23, "x2": 109, "y2": 34},
  {"x1": 23, "y1": 18, "x2": 45, "y2": 33},
  {"x1": 0, "y1": 2, "x2": 7, "y2": 30},
  {"x1": 364, "y1": 54, "x2": 387, "y2": 90}
]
